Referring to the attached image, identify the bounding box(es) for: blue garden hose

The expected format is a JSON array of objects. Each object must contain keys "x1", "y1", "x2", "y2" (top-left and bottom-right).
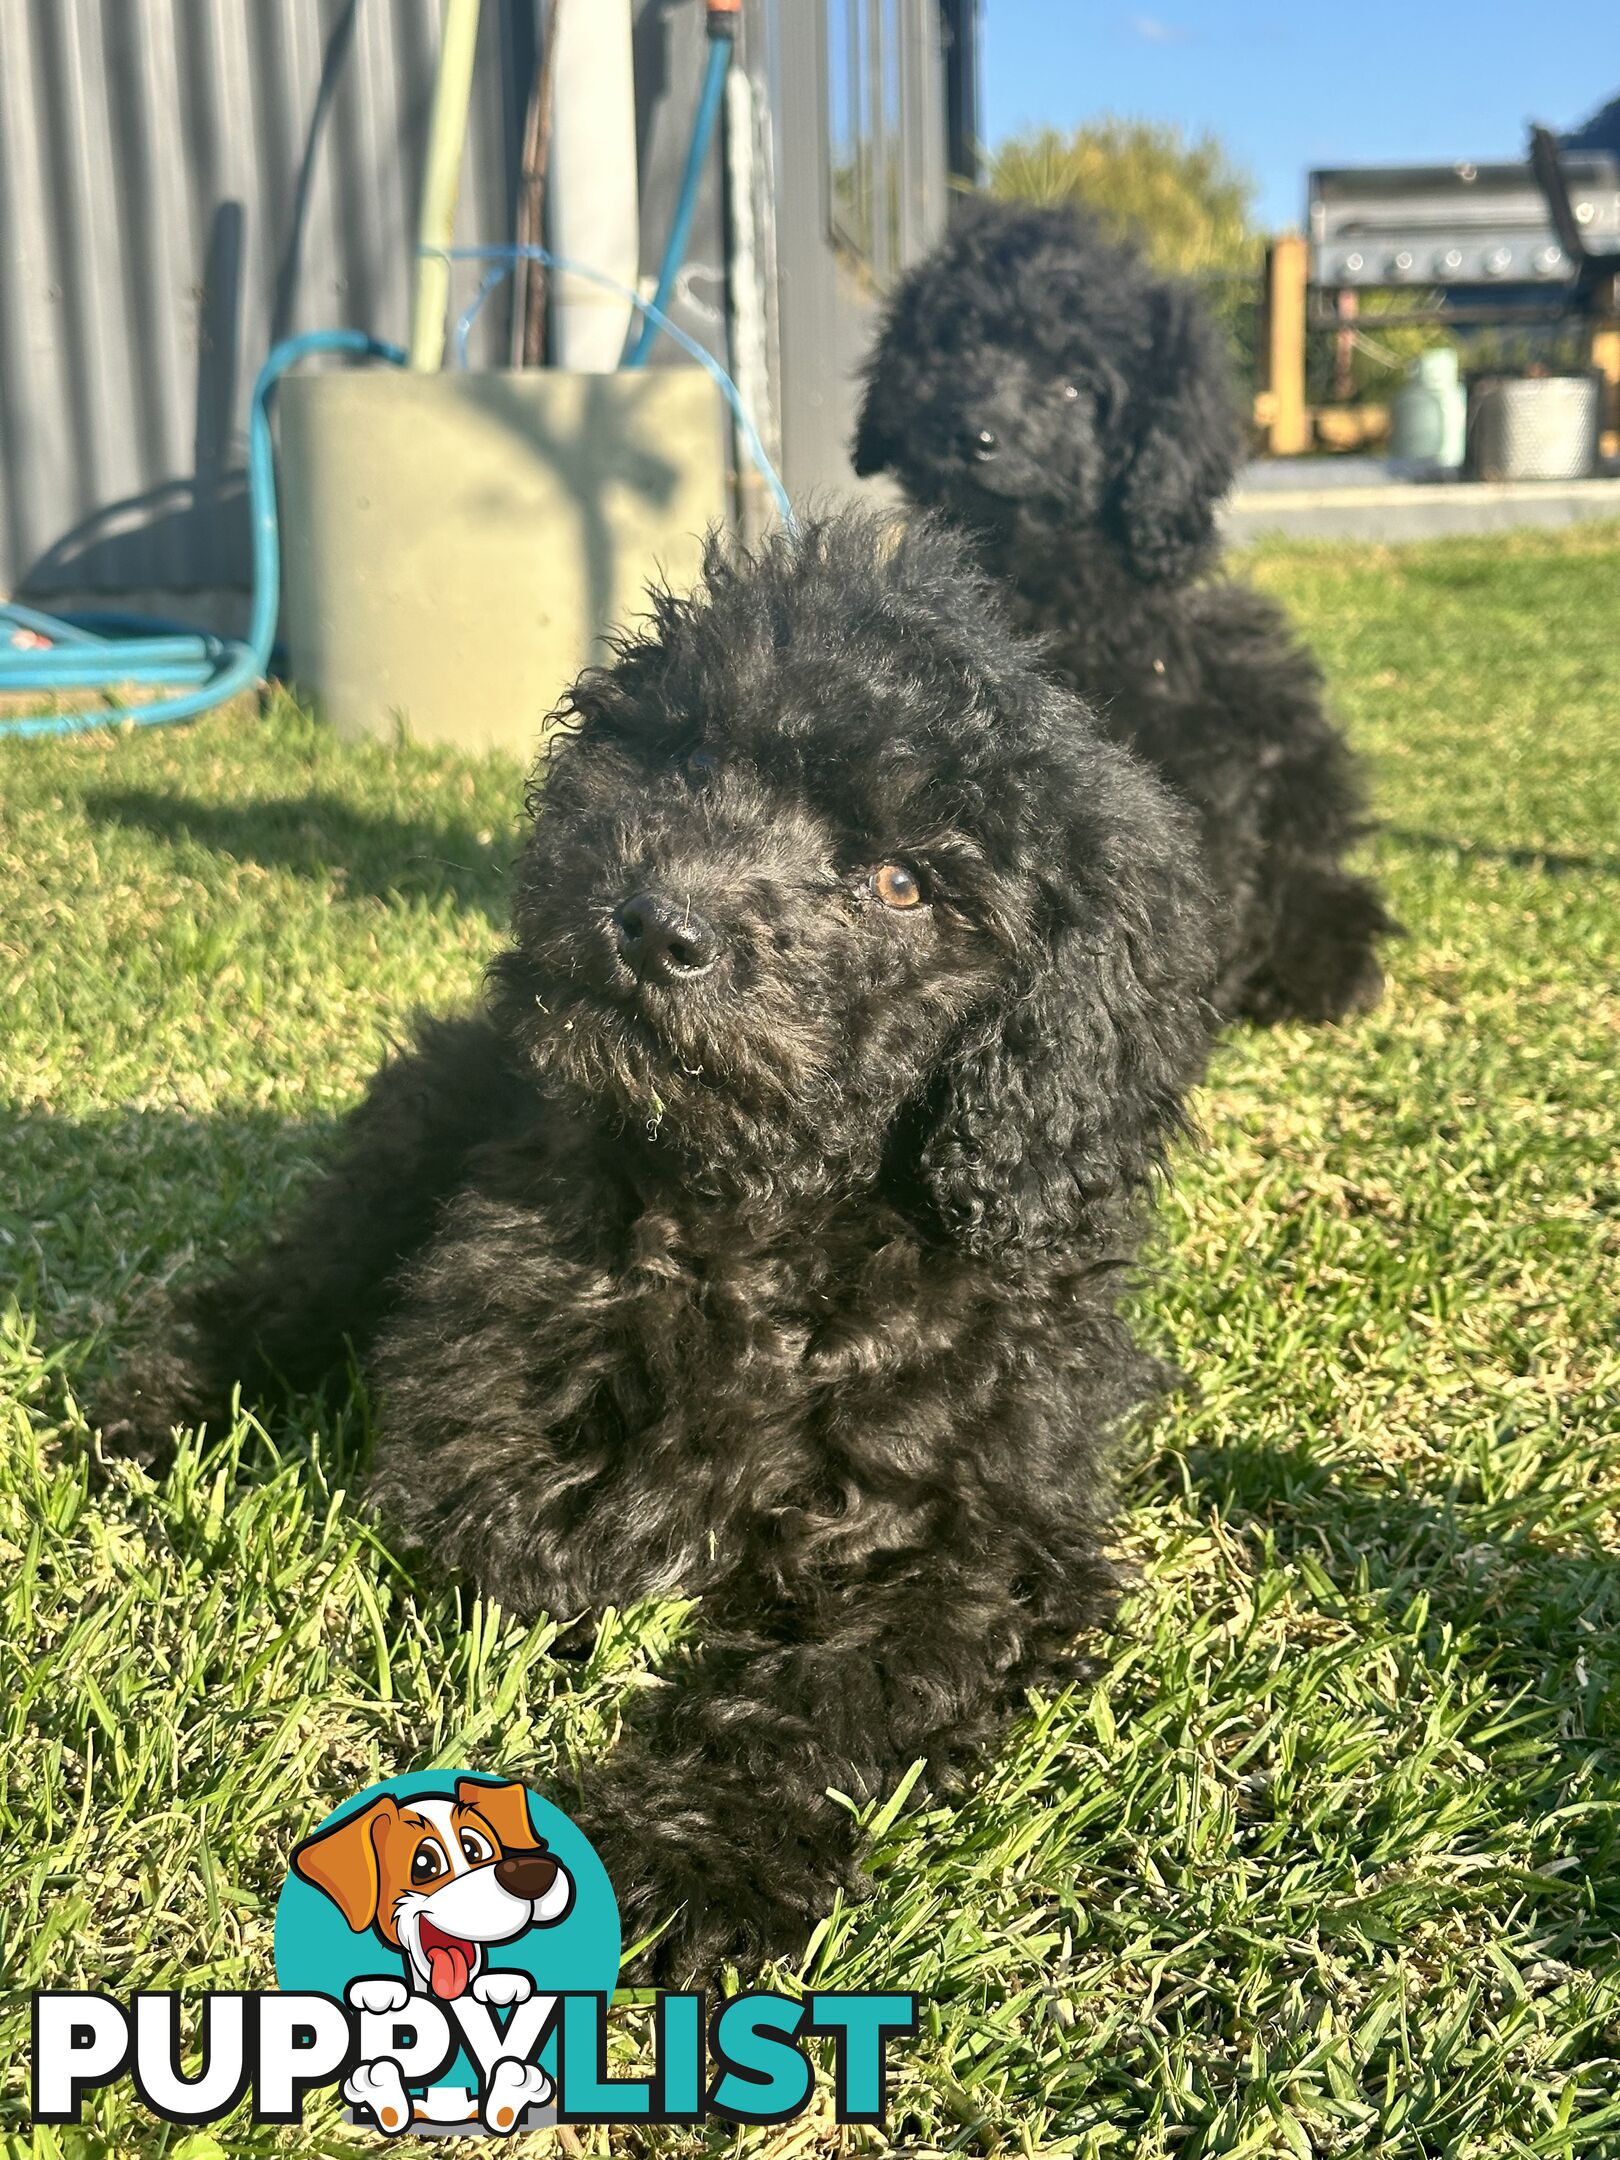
[
  {"x1": 0, "y1": 329, "x2": 404, "y2": 741},
  {"x1": 623, "y1": 12, "x2": 733, "y2": 369}
]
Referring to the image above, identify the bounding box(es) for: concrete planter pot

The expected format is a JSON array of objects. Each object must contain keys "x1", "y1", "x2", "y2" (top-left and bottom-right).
[{"x1": 278, "y1": 368, "x2": 729, "y2": 758}]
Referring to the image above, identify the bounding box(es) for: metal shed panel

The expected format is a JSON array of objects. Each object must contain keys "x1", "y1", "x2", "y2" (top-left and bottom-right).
[{"x1": 0, "y1": 0, "x2": 532, "y2": 594}]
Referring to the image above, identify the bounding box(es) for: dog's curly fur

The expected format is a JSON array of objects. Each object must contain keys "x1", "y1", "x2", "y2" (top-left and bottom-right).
[
  {"x1": 855, "y1": 200, "x2": 1396, "y2": 1023},
  {"x1": 98, "y1": 512, "x2": 1215, "y2": 1978}
]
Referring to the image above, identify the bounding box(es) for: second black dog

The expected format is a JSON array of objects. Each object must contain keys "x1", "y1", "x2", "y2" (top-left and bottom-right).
[{"x1": 855, "y1": 200, "x2": 1395, "y2": 1024}]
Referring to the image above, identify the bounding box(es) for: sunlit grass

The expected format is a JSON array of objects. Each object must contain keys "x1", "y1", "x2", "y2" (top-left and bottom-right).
[{"x1": 4, "y1": 525, "x2": 1619, "y2": 2155}]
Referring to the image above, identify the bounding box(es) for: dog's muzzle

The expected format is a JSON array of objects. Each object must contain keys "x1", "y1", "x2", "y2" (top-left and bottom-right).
[{"x1": 613, "y1": 890, "x2": 720, "y2": 983}]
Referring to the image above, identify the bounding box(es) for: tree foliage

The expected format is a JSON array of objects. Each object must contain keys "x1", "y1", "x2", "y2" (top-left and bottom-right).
[{"x1": 989, "y1": 117, "x2": 1262, "y2": 277}]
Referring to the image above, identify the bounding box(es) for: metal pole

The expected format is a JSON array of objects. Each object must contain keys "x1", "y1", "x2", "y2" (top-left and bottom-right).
[
  {"x1": 515, "y1": 0, "x2": 566, "y2": 366},
  {"x1": 548, "y1": 0, "x2": 640, "y2": 369}
]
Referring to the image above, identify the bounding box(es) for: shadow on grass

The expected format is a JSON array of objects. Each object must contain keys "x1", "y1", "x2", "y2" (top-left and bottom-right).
[
  {"x1": 1170, "y1": 1434, "x2": 1620, "y2": 1946},
  {"x1": 1386, "y1": 827, "x2": 1620, "y2": 879},
  {"x1": 5, "y1": 1097, "x2": 336, "y2": 1372},
  {"x1": 4, "y1": 1100, "x2": 334, "y2": 1286},
  {"x1": 5, "y1": 1098, "x2": 376, "y2": 1489},
  {"x1": 82, "y1": 787, "x2": 518, "y2": 912},
  {"x1": 6, "y1": 1097, "x2": 333, "y2": 1319}
]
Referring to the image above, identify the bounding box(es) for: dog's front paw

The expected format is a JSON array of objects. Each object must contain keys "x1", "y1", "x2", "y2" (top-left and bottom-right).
[
  {"x1": 606, "y1": 1829, "x2": 850, "y2": 1985},
  {"x1": 346, "y1": 1976, "x2": 411, "y2": 2015},
  {"x1": 575, "y1": 1764, "x2": 857, "y2": 1983},
  {"x1": 345, "y1": 2060, "x2": 413, "y2": 2136},
  {"x1": 483, "y1": 2058, "x2": 551, "y2": 2134},
  {"x1": 471, "y1": 1969, "x2": 533, "y2": 2008}
]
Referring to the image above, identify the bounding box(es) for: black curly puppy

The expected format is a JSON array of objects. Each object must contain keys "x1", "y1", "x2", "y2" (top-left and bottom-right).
[
  {"x1": 100, "y1": 512, "x2": 1214, "y2": 1978},
  {"x1": 855, "y1": 200, "x2": 1395, "y2": 1023}
]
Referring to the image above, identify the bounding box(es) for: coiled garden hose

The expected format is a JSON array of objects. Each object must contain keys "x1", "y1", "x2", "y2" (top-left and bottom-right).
[{"x1": 0, "y1": 330, "x2": 404, "y2": 742}]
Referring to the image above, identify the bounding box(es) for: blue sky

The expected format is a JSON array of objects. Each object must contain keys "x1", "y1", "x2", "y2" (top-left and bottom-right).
[{"x1": 980, "y1": 3, "x2": 1618, "y2": 232}]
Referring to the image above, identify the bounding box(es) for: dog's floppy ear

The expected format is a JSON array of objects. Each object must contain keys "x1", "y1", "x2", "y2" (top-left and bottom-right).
[
  {"x1": 291, "y1": 1797, "x2": 395, "y2": 1931},
  {"x1": 853, "y1": 363, "x2": 903, "y2": 478},
  {"x1": 455, "y1": 1777, "x2": 538, "y2": 1853},
  {"x1": 1107, "y1": 283, "x2": 1243, "y2": 585},
  {"x1": 916, "y1": 732, "x2": 1214, "y2": 1256},
  {"x1": 853, "y1": 261, "x2": 936, "y2": 479}
]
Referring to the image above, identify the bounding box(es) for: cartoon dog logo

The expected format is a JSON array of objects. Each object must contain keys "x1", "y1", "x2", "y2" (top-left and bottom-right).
[
  {"x1": 291, "y1": 1776, "x2": 574, "y2": 2001},
  {"x1": 292, "y1": 1777, "x2": 575, "y2": 2134}
]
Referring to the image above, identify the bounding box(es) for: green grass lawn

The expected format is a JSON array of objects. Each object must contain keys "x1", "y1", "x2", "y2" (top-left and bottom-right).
[{"x1": 4, "y1": 524, "x2": 1619, "y2": 2158}]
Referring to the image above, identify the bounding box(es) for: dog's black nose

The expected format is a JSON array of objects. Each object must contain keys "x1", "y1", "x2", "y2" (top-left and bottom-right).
[{"x1": 613, "y1": 891, "x2": 719, "y2": 981}]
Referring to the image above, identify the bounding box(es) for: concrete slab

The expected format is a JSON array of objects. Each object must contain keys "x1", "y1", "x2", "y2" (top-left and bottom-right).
[{"x1": 1224, "y1": 461, "x2": 1620, "y2": 543}]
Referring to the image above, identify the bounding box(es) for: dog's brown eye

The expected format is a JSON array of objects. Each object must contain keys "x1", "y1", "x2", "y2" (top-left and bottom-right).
[
  {"x1": 410, "y1": 1840, "x2": 447, "y2": 1884},
  {"x1": 686, "y1": 747, "x2": 719, "y2": 782},
  {"x1": 971, "y1": 428, "x2": 1000, "y2": 463},
  {"x1": 1058, "y1": 383, "x2": 1080, "y2": 402},
  {"x1": 459, "y1": 1829, "x2": 493, "y2": 1864},
  {"x1": 873, "y1": 862, "x2": 925, "y2": 909}
]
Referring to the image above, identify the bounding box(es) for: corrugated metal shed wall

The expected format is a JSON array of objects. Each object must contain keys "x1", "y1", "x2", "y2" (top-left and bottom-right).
[{"x1": 0, "y1": 0, "x2": 533, "y2": 594}]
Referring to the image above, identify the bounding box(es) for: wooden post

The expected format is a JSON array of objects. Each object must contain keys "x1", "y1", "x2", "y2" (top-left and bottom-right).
[
  {"x1": 1263, "y1": 234, "x2": 1311, "y2": 457},
  {"x1": 1594, "y1": 276, "x2": 1620, "y2": 461}
]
